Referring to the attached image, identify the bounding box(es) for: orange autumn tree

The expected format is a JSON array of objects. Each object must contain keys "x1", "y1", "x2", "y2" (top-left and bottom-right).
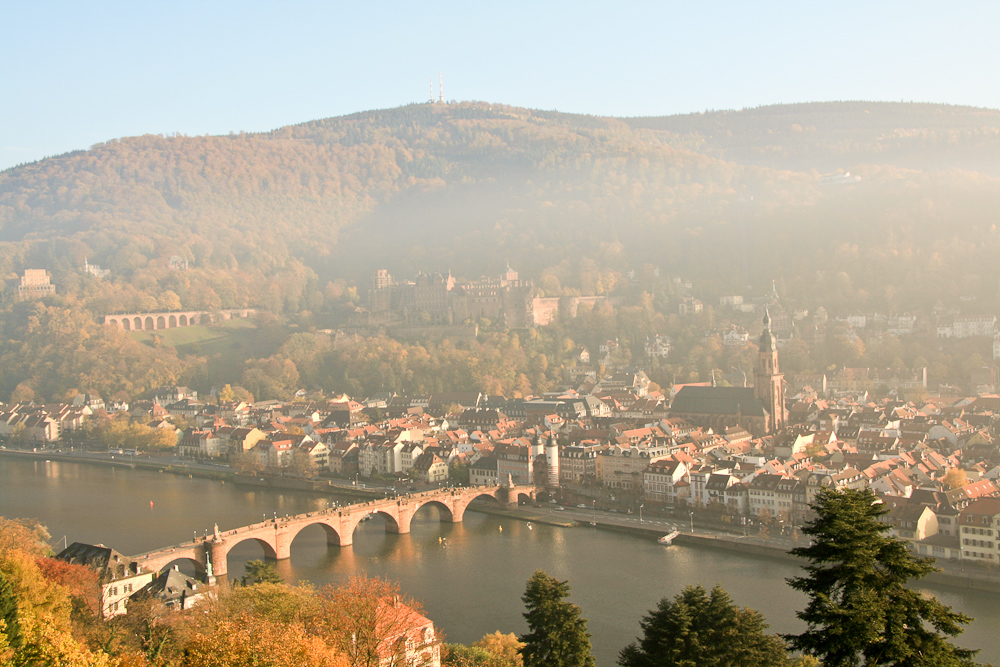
[
  {"x1": 315, "y1": 576, "x2": 441, "y2": 667},
  {"x1": 183, "y1": 613, "x2": 345, "y2": 667},
  {"x1": 0, "y1": 517, "x2": 51, "y2": 558}
]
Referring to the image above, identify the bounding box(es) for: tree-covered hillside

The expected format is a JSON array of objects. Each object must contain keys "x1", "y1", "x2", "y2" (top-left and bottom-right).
[
  {"x1": 0, "y1": 101, "x2": 998, "y2": 400},
  {"x1": 2, "y1": 101, "x2": 997, "y2": 308}
]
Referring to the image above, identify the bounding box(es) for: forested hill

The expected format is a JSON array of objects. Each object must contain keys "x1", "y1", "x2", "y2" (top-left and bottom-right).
[
  {"x1": 623, "y1": 102, "x2": 1000, "y2": 173},
  {"x1": 0, "y1": 101, "x2": 998, "y2": 317}
]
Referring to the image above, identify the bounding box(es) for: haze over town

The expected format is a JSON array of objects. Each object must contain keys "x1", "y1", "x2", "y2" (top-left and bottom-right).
[{"x1": 2, "y1": 3, "x2": 1000, "y2": 667}]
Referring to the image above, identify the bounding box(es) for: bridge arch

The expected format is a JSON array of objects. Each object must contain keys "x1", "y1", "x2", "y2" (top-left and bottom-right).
[
  {"x1": 411, "y1": 498, "x2": 456, "y2": 522},
  {"x1": 168, "y1": 314, "x2": 177, "y2": 328},
  {"x1": 156, "y1": 315, "x2": 166, "y2": 329},
  {"x1": 121, "y1": 318, "x2": 131, "y2": 331},
  {"x1": 134, "y1": 316, "x2": 143, "y2": 330},
  {"x1": 222, "y1": 536, "x2": 279, "y2": 563},
  {"x1": 286, "y1": 520, "x2": 346, "y2": 549},
  {"x1": 144, "y1": 316, "x2": 154, "y2": 330},
  {"x1": 509, "y1": 489, "x2": 535, "y2": 505},
  {"x1": 179, "y1": 314, "x2": 188, "y2": 326},
  {"x1": 156, "y1": 556, "x2": 206, "y2": 577},
  {"x1": 347, "y1": 510, "x2": 402, "y2": 537}
]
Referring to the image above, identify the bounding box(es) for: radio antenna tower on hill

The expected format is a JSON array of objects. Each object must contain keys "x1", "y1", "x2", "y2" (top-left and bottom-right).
[
  {"x1": 429, "y1": 78, "x2": 434, "y2": 103},
  {"x1": 439, "y1": 72, "x2": 444, "y2": 103}
]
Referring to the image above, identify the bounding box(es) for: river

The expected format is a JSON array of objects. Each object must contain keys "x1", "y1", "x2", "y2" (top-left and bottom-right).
[{"x1": 1, "y1": 456, "x2": 996, "y2": 666}]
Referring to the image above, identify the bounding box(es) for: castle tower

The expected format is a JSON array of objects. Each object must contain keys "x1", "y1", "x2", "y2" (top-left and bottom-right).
[
  {"x1": 754, "y1": 308, "x2": 786, "y2": 433},
  {"x1": 544, "y1": 433, "x2": 560, "y2": 488}
]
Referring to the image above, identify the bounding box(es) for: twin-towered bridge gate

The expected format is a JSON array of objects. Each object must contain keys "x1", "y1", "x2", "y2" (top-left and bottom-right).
[{"x1": 134, "y1": 484, "x2": 535, "y2": 580}]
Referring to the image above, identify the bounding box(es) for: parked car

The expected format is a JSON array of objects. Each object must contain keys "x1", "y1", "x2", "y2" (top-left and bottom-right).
[{"x1": 576, "y1": 504, "x2": 587, "y2": 508}]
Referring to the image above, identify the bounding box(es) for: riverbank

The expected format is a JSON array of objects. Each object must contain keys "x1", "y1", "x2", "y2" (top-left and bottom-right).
[
  {"x1": 0, "y1": 448, "x2": 385, "y2": 498},
  {"x1": 475, "y1": 504, "x2": 1000, "y2": 594},
  {"x1": 7, "y1": 448, "x2": 999, "y2": 593}
]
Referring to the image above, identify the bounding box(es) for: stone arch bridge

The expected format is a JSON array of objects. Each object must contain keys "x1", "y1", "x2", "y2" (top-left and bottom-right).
[
  {"x1": 133, "y1": 484, "x2": 535, "y2": 580},
  {"x1": 104, "y1": 308, "x2": 257, "y2": 332}
]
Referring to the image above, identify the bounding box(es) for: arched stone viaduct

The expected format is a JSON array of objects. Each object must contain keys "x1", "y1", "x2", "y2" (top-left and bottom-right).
[
  {"x1": 104, "y1": 308, "x2": 257, "y2": 332},
  {"x1": 133, "y1": 485, "x2": 534, "y2": 580}
]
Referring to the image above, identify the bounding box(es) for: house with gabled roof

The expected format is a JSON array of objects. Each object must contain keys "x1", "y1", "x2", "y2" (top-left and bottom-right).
[
  {"x1": 882, "y1": 504, "x2": 938, "y2": 542},
  {"x1": 412, "y1": 452, "x2": 449, "y2": 484},
  {"x1": 748, "y1": 473, "x2": 784, "y2": 518},
  {"x1": 643, "y1": 459, "x2": 688, "y2": 505},
  {"x1": 945, "y1": 478, "x2": 999, "y2": 510},
  {"x1": 131, "y1": 567, "x2": 209, "y2": 611},
  {"x1": 298, "y1": 440, "x2": 330, "y2": 470},
  {"x1": 56, "y1": 542, "x2": 154, "y2": 618},
  {"x1": 470, "y1": 456, "x2": 500, "y2": 486}
]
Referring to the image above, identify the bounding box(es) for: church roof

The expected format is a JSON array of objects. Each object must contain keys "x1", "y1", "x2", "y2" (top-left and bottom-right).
[{"x1": 670, "y1": 386, "x2": 767, "y2": 417}]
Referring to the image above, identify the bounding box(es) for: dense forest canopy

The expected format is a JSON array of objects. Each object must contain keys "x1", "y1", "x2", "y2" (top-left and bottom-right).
[{"x1": 0, "y1": 101, "x2": 998, "y2": 400}]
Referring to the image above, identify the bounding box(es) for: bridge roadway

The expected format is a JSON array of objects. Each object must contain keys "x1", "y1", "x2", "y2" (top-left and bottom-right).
[{"x1": 133, "y1": 484, "x2": 535, "y2": 580}]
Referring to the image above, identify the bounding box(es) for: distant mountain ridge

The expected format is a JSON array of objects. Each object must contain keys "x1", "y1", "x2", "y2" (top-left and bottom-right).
[
  {"x1": 0, "y1": 101, "x2": 997, "y2": 315},
  {"x1": 623, "y1": 101, "x2": 1000, "y2": 173}
]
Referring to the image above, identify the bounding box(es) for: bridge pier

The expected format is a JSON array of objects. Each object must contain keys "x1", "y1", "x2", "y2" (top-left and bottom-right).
[
  {"x1": 274, "y1": 525, "x2": 293, "y2": 561},
  {"x1": 327, "y1": 530, "x2": 346, "y2": 546},
  {"x1": 387, "y1": 502, "x2": 414, "y2": 534},
  {"x1": 210, "y1": 541, "x2": 228, "y2": 580}
]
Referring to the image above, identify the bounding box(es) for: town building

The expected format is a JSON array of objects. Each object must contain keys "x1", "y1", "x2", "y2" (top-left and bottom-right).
[
  {"x1": 56, "y1": 542, "x2": 154, "y2": 618},
  {"x1": 130, "y1": 567, "x2": 209, "y2": 611},
  {"x1": 958, "y1": 497, "x2": 1000, "y2": 563},
  {"x1": 17, "y1": 269, "x2": 55, "y2": 300}
]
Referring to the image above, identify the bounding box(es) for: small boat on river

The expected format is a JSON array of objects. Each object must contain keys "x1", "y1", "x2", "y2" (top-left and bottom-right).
[{"x1": 657, "y1": 530, "x2": 680, "y2": 545}]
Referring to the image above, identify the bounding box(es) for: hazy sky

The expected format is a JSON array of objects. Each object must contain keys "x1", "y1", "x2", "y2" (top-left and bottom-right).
[{"x1": 2, "y1": 1, "x2": 998, "y2": 171}]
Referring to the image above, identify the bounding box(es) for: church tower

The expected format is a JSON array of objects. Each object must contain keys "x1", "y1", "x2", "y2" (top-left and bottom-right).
[{"x1": 754, "y1": 308, "x2": 786, "y2": 433}]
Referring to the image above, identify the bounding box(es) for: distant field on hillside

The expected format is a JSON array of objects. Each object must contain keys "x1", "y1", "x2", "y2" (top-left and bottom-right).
[
  {"x1": 130, "y1": 318, "x2": 254, "y2": 351},
  {"x1": 129, "y1": 319, "x2": 280, "y2": 387}
]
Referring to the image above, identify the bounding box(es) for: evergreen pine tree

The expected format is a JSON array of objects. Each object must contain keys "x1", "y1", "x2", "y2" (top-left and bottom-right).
[
  {"x1": 239, "y1": 559, "x2": 282, "y2": 586},
  {"x1": 518, "y1": 570, "x2": 595, "y2": 667},
  {"x1": 785, "y1": 488, "x2": 979, "y2": 666},
  {"x1": 617, "y1": 584, "x2": 788, "y2": 667}
]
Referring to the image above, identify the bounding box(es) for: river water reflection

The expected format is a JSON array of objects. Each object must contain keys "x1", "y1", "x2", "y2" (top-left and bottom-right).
[{"x1": 2, "y1": 457, "x2": 996, "y2": 666}]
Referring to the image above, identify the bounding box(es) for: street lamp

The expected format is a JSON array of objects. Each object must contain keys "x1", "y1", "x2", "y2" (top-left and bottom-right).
[
  {"x1": 689, "y1": 511, "x2": 694, "y2": 533},
  {"x1": 639, "y1": 504, "x2": 644, "y2": 524}
]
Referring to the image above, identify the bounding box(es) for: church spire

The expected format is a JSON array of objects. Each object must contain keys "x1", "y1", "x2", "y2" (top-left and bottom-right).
[
  {"x1": 759, "y1": 308, "x2": 776, "y2": 353},
  {"x1": 755, "y1": 307, "x2": 785, "y2": 434}
]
